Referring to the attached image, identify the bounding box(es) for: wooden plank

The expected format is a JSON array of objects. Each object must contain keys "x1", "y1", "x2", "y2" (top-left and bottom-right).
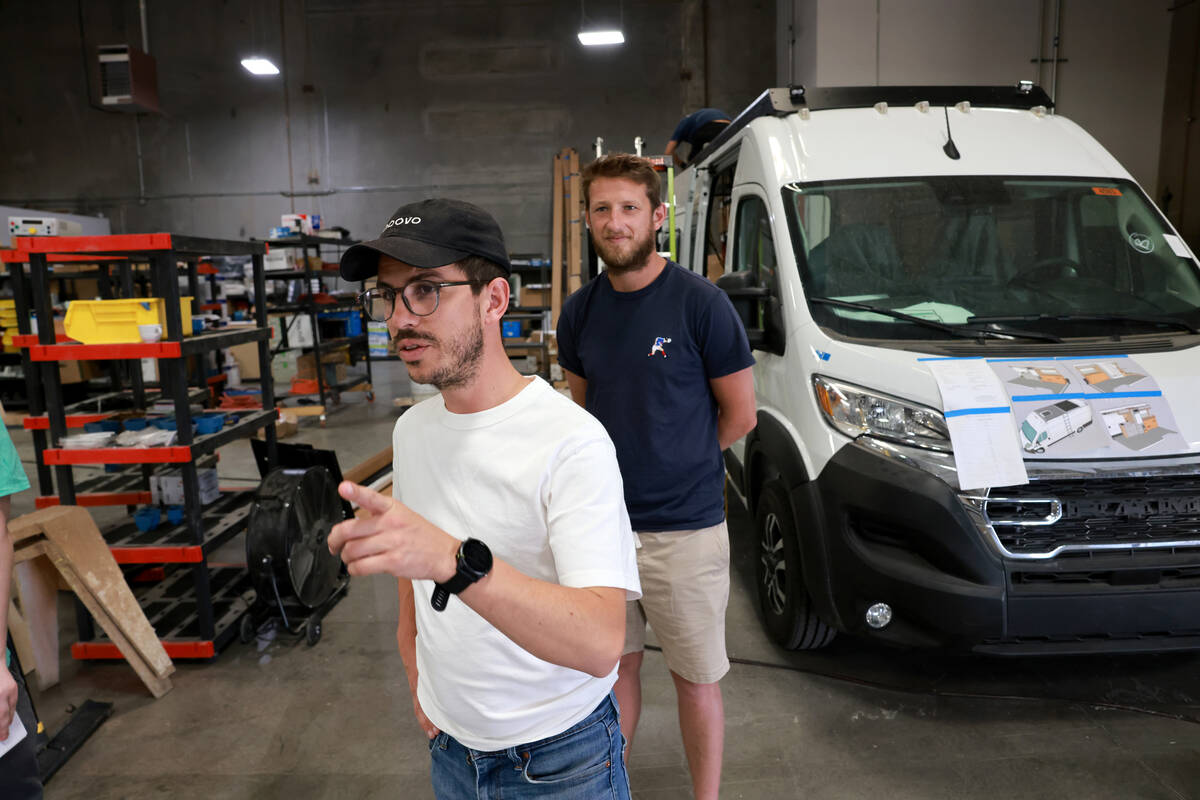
[
  {"x1": 550, "y1": 150, "x2": 565, "y2": 327},
  {"x1": 11, "y1": 555, "x2": 59, "y2": 690},
  {"x1": 51, "y1": 556, "x2": 173, "y2": 698},
  {"x1": 6, "y1": 601, "x2": 33, "y2": 677},
  {"x1": 343, "y1": 446, "x2": 394, "y2": 485},
  {"x1": 566, "y1": 148, "x2": 584, "y2": 294},
  {"x1": 9, "y1": 506, "x2": 175, "y2": 695},
  {"x1": 37, "y1": 506, "x2": 173, "y2": 680},
  {"x1": 284, "y1": 405, "x2": 326, "y2": 417}
]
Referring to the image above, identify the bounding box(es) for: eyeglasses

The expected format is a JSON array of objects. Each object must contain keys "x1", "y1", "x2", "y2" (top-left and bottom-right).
[{"x1": 358, "y1": 280, "x2": 481, "y2": 321}]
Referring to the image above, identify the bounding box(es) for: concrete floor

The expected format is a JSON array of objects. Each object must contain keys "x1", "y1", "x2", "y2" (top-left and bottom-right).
[{"x1": 8, "y1": 362, "x2": 1200, "y2": 799}]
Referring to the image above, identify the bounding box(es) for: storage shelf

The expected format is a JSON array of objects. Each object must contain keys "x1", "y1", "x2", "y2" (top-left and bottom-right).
[
  {"x1": 26, "y1": 327, "x2": 270, "y2": 362},
  {"x1": 98, "y1": 490, "x2": 255, "y2": 564},
  {"x1": 71, "y1": 565, "x2": 253, "y2": 661},
  {"x1": 24, "y1": 413, "x2": 113, "y2": 431},
  {"x1": 43, "y1": 409, "x2": 276, "y2": 464},
  {"x1": 34, "y1": 467, "x2": 149, "y2": 509},
  {"x1": 265, "y1": 234, "x2": 359, "y2": 248},
  {"x1": 56, "y1": 385, "x2": 211, "y2": 416},
  {"x1": 269, "y1": 297, "x2": 359, "y2": 313},
  {"x1": 313, "y1": 334, "x2": 367, "y2": 349},
  {"x1": 264, "y1": 268, "x2": 342, "y2": 279},
  {"x1": 14, "y1": 233, "x2": 268, "y2": 258}
]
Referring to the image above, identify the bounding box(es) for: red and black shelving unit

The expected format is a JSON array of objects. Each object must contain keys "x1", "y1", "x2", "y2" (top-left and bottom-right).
[
  {"x1": 8, "y1": 233, "x2": 279, "y2": 660},
  {"x1": 263, "y1": 233, "x2": 373, "y2": 425}
]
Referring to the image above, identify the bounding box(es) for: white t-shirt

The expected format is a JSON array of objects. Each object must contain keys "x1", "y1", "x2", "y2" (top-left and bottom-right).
[{"x1": 393, "y1": 376, "x2": 641, "y2": 752}]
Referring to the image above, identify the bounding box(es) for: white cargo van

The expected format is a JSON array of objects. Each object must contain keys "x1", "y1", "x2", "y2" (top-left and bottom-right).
[
  {"x1": 674, "y1": 85, "x2": 1200, "y2": 653},
  {"x1": 1020, "y1": 399, "x2": 1093, "y2": 453}
]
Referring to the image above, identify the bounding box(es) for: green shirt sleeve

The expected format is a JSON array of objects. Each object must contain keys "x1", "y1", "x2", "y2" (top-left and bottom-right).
[{"x1": 0, "y1": 422, "x2": 30, "y2": 497}]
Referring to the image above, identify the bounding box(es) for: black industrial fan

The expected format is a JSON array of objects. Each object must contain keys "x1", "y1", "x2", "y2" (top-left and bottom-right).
[{"x1": 243, "y1": 465, "x2": 348, "y2": 646}]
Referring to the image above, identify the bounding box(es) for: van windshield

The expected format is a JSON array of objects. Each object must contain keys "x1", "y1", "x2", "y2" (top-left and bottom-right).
[{"x1": 783, "y1": 177, "x2": 1200, "y2": 341}]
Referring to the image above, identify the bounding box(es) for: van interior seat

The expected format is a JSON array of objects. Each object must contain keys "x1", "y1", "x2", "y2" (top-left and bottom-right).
[
  {"x1": 807, "y1": 223, "x2": 903, "y2": 296},
  {"x1": 925, "y1": 211, "x2": 1011, "y2": 284}
]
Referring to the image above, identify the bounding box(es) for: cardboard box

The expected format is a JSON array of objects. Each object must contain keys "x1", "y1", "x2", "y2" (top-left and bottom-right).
[
  {"x1": 257, "y1": 412, "x2": 299, "y2": 440},
  {"x1": 517, "y1": 286, "x2": 552, "y2": 308},
  {"x1": 227, "y1": 341, "x2": 263, "y2": 381},
  {"x1": 58, "y1": 359, "x2": 105, "y2": 385},
  {"x1": 298, "y1": 348, "x2": 347, "y2": 379},
  {"x1": 152, "y1": 467, "x2": 220, "y2": 506}
]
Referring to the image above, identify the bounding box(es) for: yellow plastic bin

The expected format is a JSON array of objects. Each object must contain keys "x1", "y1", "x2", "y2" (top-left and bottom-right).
[{"x1": 63, "y1": 298, "x2": 194, "y2": 344}]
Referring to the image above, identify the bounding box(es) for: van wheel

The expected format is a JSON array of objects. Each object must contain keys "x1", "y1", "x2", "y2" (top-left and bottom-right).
[{"x1": 755, "y1": 480, "x2": 836, "y2": 650}]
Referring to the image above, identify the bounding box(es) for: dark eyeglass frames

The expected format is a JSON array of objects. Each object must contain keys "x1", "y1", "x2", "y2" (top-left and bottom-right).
[{"x1": 357, "y1": 280, "x2": 482, "y2": 322}]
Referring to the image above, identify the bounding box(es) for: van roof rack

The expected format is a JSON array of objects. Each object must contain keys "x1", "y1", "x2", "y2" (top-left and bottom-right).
[{"x1": 690, "y1": 82, "x2": 1054, "y2": 168}]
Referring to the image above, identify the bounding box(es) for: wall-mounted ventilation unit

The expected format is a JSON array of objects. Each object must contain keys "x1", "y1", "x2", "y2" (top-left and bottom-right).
[{"x1": 98, "y1": 44, "x2": 159, "y2": 113}]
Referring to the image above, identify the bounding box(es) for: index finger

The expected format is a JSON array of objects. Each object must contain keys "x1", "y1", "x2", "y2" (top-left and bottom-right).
[{"x1": 339, "y1": 480, "x2": 393, "y2": 514}]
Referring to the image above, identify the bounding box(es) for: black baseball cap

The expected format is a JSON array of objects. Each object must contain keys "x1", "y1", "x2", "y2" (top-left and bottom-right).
[{"x1": 339, "y1": 198, "x2": 511, "y2": 281}]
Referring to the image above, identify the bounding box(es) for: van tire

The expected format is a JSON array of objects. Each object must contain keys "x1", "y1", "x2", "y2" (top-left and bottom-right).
[{"x1": 755, "y1": 480, "x2": 836, "y2": 650}]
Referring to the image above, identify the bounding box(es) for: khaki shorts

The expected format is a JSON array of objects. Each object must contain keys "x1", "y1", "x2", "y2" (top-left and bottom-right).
[{"x1": 623, "y1": 522, "x2": 731, "y2": 684}]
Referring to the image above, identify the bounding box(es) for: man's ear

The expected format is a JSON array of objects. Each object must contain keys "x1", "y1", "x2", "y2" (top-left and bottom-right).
[
  {"x1": 652, "y1": 202, "x2": 667, "y2": 232},
  {"x1": 483, "y1": 277, "x2": 510, "y2": 323}
]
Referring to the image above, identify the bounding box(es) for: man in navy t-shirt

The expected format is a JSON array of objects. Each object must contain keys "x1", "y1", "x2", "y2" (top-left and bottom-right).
[
  {"x1": 557, "y1": 153, "x2": 756, "y2": 800},
  {"x1": 664, "y1": 108, "x2": 731, "y2": 166}
]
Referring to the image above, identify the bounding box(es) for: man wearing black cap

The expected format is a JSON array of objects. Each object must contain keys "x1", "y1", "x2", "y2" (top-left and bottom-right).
[{"x1": 328, "y1": 198, "x2": 640, "y2": 799}]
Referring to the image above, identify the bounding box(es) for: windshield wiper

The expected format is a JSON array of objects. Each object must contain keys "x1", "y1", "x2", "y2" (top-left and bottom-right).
[
  {"x1": 967, "y1": 313, "x2": 1200, "y2": 335},
  {"x1": 810, "y1": 297, "x2": 1063, "y2": 342}
]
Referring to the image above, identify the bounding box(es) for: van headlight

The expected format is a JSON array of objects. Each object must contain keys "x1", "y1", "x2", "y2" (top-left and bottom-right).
[{"x1": 813, "y1": 375, "x2": 951, "y2": 452}]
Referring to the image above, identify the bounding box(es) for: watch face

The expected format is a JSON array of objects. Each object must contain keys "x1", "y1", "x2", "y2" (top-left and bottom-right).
[{"x1": 460, "y1": 538, "x2": 493, "y2": 577}]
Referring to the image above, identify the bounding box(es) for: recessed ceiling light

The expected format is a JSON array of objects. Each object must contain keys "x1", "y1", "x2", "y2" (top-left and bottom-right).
[
  {"x1": 577, "y1": 30, "x2": 624, "y2": 46},
  {"x1": 241, "y1": 57, "x2": 280, "y2": 76}
]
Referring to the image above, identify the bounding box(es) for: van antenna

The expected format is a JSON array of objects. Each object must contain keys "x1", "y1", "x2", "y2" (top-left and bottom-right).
[{"x1": 942, "y1": 107, "x2": 961, "y2": 160}]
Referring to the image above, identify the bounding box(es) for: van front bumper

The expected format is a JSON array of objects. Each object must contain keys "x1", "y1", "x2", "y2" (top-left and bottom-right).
[{"x1": 800, "y1": 439, "x2": 1200, "y2": 653}]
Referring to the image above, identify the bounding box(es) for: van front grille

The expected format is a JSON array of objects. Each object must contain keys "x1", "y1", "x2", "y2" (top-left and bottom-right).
[{"x1": 986, "y1": 476, "x2": 1200, "y2": 555}]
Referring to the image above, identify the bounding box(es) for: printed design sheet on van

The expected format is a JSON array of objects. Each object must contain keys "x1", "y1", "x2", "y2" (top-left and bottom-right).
[
  {"x1": 991, "y1": 357, "x2": 1186, "y2": 458},
  {"x1": 924, "y1": 359, "x2": 1029, "y2": 491}
]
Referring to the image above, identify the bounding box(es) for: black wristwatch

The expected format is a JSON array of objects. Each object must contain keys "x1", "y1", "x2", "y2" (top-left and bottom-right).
[{"x1": 431, "y1": 538, "x2": 493, "y2": 611}]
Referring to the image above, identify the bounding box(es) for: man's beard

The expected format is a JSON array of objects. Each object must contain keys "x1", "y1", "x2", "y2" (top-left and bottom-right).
[
  {"x1": 395, "y1": 313, "x2": 484, "y2": 391},
  {"x1": 593, "y1": 228, "x2": 656, "y2": 276}
]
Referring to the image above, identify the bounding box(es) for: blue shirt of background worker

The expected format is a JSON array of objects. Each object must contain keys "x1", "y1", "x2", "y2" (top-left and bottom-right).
[
  {"x1": 557, "y1": 260, "x2": 754, "y2": 531},
  {"x1": 665, "y1": 108, "x2": 732, "y2": 166}
]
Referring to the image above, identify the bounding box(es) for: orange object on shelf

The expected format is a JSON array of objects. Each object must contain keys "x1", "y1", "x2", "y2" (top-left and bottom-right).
[{"x1": 290, "y1": 378, "x2": 320, "y2": 395}]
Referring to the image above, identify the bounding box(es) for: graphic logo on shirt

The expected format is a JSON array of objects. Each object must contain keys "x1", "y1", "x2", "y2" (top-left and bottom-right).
[{"x1": 648, "y1": 336, "x2": 672, "y2": 358}]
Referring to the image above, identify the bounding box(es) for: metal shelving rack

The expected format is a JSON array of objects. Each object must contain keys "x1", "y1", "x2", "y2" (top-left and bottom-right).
[
  {"x1": 260, "y1": 234, "x2": 373, "y2": 425},
  {"x1": 9, "y1": 233, "x2": 279, "y2": 660},
  {"x1": 505, "y1": 254, "x2": 552, "y2": 378}
]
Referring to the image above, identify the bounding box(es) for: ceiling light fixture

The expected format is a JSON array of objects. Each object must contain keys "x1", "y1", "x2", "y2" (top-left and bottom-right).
[
  {"x1": 578, "y1": 30, "x2": 624, "y2": 46},
  {"x1": 578, "y1": 0, "x2": 624, "y2": 47},
  {"x1": 241, "y1": 57, "x2": 280, "y2": 75}
]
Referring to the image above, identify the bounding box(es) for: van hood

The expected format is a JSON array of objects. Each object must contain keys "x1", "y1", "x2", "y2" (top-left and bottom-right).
[{"x1": 809, "y1": 336, "x2": 1200, "y2": 461}]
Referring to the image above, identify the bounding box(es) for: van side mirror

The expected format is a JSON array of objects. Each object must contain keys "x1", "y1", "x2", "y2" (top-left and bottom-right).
[{"x1": 715, "y1": 271, "x2": 785, "y2": 355}]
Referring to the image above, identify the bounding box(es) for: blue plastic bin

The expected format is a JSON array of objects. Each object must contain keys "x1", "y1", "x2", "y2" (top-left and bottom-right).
[{"x1": 134, "y1": 507, "x2": 161, "y2": 532}]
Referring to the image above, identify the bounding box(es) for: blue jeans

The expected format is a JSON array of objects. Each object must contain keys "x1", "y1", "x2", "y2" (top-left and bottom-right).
[{"x1": 429, "y1": 693, "x2": 630, "y2": 799}]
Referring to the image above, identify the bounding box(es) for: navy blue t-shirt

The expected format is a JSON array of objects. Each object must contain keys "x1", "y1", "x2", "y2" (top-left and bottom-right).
[
  {"x1": 557, "y1": 261, "x2": 755, "y2": 531},
  {"x1": 670, "y1": 108, "x2": 731, "y2": 144}
]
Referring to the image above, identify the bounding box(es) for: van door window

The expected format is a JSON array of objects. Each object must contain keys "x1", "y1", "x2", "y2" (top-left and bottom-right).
[
  {"x1": 732, "y1": 195, "x2": 779, "y2": 291},
  {"x1": 703, "y1": 167, "x2": 736, "y2": 280}
]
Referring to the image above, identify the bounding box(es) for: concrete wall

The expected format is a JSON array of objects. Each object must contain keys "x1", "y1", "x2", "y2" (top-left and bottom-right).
[
  {"x1": 0, "y1": 0, "x2": 775, "y2": 255},
  {"x1": 777, "y1": 0, "x2": 1172, "y2": 193}
]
